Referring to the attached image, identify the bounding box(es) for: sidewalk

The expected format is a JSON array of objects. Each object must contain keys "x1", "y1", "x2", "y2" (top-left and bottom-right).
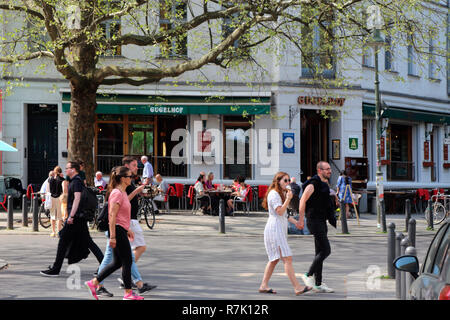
[{"x1": 0, "y1": 209, "x2": 437, "y2": 239}]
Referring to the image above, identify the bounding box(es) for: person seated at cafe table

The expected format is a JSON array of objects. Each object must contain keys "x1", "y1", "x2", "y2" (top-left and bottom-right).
[
  {"x1": 194, "y1": 174, "x2": 212, "y2": 214},
  {"x1": 227, "y1": 176, "x2": 249, "y2": 215},
  {"x1": 205, "y1": 172, "x2": 215, "y2": 191}
]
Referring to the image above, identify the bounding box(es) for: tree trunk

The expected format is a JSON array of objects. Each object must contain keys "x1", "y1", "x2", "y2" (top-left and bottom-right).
[{"x1": 68, "y1": 80, "x2": 98, "y2": 186}]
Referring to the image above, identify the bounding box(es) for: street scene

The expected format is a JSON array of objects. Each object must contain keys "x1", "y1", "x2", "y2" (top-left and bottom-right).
[{"x1": 0, "y1": 0, "x2": 449, "y2": 303}]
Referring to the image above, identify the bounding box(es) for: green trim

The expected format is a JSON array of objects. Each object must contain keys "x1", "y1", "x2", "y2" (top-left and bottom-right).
[
  {"x1": 62, "y1": 103, "x2": 270, "y2": 115},
  {"x1": 61, "y1": 92, "x2": 270, "y2": 104},
  {"x1": 363, "y1": 103, "x2": 450, "y2": 125},
  {"x1": 61, "y1": 93, "x2": 270, "y2": 115}
]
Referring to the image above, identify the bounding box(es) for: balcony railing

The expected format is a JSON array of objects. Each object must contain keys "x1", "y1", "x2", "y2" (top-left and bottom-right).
[
  {"x1": 387, "y1": 161, "x2": 415, "y2": 181},
  {"x1": 96, "y1": 155, "x2": 187, "y2": 178},
  {"x1": 155, "y1": 156, "x2": 187, "y2": 177}
]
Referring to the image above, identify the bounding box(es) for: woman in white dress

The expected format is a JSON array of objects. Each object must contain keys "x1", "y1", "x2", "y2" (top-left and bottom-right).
[{"x1": 258, "y1": 172, "x2": 312, "y2": 295}]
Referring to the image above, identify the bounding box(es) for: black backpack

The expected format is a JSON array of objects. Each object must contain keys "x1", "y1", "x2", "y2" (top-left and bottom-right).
[
  {"x1": 75, "y1": 180, "x2": 98, "y2": 222},
  {"x1": 97, "y1": 202, "x2": 109, "y2": 232}
]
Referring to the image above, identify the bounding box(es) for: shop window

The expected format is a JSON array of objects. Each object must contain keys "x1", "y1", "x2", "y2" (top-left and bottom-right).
[
  {"x1": 387, "y1": 124, "x2": 414, "y2": 181},
  {"x1": 159, "y1": 0, "x2": 188, "y2": 58},
  {"x1": 97, "y1": 123, "x2": 124, "y2": 174},
  {"x1": 223, "y1": 116, "x2": 252, "y2": 179}
]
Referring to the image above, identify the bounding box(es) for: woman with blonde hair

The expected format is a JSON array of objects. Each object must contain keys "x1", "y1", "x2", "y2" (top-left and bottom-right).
[
  {"x1": 258, "y1": 171, "x2": 312, "y2": 296},
  {"x1": 48, "y1": 166, "x2": 64, "y2": 237}
]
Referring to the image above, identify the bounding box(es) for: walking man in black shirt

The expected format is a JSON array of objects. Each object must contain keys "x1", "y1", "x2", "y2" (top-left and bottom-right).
[
  {"x1": 40, "y1": 161, "x2": 104, "y2": 277},
  {"x1": 298, "y1": 161, "x2": 336, "y2": 293}
]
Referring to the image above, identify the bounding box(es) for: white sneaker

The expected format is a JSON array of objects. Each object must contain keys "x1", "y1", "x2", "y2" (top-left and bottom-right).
[
  {"x1": 300, "y1": 273, "x2": 315, "y2": 287},
  {"x1": 313, "y1": 283, "x2": 334, "y2": 293}
]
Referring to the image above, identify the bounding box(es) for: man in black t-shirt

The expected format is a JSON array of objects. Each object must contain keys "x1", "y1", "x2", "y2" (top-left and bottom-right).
[
  {"x1": 40, "y1": 161, "x2": 103, "y2": 277},
  {"x1": 298, "y1": 161, "x2": 335, "y2": 294}
]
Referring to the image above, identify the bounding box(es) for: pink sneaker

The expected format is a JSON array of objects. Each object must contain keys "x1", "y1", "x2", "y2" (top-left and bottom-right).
[
  {"x1": 85, "y1": 280, "x2": 99, "y2": 300},
  {"x1": 123, "y1": 291, "x2": 144, "y2": 300}
]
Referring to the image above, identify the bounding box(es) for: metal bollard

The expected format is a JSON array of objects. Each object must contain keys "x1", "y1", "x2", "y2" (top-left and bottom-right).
[
  {"x1": 340, "y1": 199, "x2": 349, "y2": 234},
  {"x1": 219, "y1": 199, "x2": 225, "y2": 234},
  {"x1": 395, "y1": 232, "x2": 405, "y2": 299},
  {"x1": 381, "y1": 199, "x2": 387, "y2": 233},
  {"x1": 7, "y1": 196, "x2": 14, "y2": 230},
  {"x1": 408, "y1": 219, "x2": 416, "y2": 247},
  {"x1": 427, "y1": 199, "x2": 433, "y2": 230},
  {"x1": 387, "y1": 222, "x2": 396, "y2": 279},
  {"x1": 32, "y1": 196, "x2": 39, "y2": 232},
  {"x1": 404, "y1": 199, "x2": 411, "y2": 232},
  {"x1": 400, "y1": 237, "x2": 411, "y2": 300},
  {"x1": 22, "y1": 194, "x2": 28, "y2": 227},
  {"x1": 404, "y1": 246, "x2": 417, "y2": 300}
]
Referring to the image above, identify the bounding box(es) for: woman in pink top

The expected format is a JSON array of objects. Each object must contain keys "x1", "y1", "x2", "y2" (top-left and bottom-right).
[{"x1": 85, "y1": 166, "x2": 143, "y2": 300}]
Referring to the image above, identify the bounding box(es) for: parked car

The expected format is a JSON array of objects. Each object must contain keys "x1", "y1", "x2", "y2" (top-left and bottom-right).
[{"x1": 394, "y1": 218, "x2": 449, "y2": 300}]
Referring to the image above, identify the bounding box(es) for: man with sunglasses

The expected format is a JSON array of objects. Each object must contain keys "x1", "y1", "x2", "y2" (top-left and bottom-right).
[
  {"x1": 40, "y1": 161, "x2": 103, "y2": 277},
  {"x1": 298, "y1": 161, "x2": 336, "y2": 293}
]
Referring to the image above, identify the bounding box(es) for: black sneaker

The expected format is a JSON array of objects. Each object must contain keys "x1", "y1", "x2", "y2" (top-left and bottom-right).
[
  {"x1": 40, "y1": 266, "x2": 59, "y2": 277},
  {"x1": 96, "y1": 286, "x2": 114, "y2": 297},
  {"x1": 118, "y1": 277, "x2": 137, "y2": 289},
  {"x1": 138, "y1": 283, "x2": 157, "y2": 294}
]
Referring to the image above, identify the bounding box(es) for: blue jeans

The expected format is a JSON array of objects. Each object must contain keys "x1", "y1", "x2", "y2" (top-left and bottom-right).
[{"x1": 98, "y1": 232, "x2": 142, "y2": 285}]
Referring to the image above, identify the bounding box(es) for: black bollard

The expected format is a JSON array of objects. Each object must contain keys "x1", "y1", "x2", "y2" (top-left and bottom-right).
[
  {"x1": 427, "y1": 199, "x2": 433, "y2": 230},
  {"x1": 22, "y1": 194, "x2": 28, "y2": 227},
  {"x1": 340, "y1": 199, "x2": 349, "y2": 234},
  {"x1": 7, "y1": 196, "x2": 14, "y2": 230},
  {"x1": 381, "y1": 198, "x2": 387, "y2": 233},
  {"x1": 395, "y1": 232, "x2": 405, "y2": 299},
  {"x1": 404, "y1": 199, "x2": 411, "y2": 232},
  {"x1": 408, "y1": 219, "x2": 416, "y2": 247},
  {"x1": 219, "y1": 199, "x2": 225, "y2": 234},
  {"x1": 387, "y1": 222, "x2": 396, "y2": 279},
  {"x1": 32, "y1": 196, "x2": 39, "y2": 232},
  {"x1": 404, "y1": 246, "x2": 417, "y2": 300},
  {"x1": 400, "y1": 237, "x2": 411, "y2": 300}
]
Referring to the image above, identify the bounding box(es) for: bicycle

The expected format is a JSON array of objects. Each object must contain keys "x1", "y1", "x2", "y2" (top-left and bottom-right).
[
  {"x1": 31, "y1": 192, "x2": 51, "y2": 229},
  {"x1": 88, "y1": 188, "x2": 106, "y2": 230},
  {"x1": 431, "y1": 193, "x2": 450, "y2": 225},
  {"x1": 137, "y1": 187, "x2": 157, "y2": 229}
]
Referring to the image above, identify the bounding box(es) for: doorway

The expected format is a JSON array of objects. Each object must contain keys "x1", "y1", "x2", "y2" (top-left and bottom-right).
[
  {"x1": 27, "y1": 104, "x2": 58, "y2": 185},
  {"x1": 300, "y1": 110, "x2": 328, "y2": 182}
]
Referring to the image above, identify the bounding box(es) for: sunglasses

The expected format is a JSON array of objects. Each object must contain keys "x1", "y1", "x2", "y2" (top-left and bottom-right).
[{"x1": 282, "y1": 178, "x2": 289, "y2": 183}]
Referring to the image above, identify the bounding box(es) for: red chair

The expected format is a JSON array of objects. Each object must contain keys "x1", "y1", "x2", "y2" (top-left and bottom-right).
[
  {"x1": 232, "y1": 186, "x2": 253, "y2": 216},
  {"x1": 174, "y1": 183, "x2": 185, "y2": 209},
  {"x1": 0, "y1": 194, "x2": 7, "y2": 212},
  {"x1": 258, "y1": 185, "x2": 268, "y2": 199},
  {"x1": 153, "y1": 186, "x2": 176, "y2": 213}
]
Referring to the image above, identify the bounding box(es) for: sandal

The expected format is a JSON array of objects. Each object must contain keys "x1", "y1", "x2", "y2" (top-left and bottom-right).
[
  {"x1": 258, "y1": 288, "x2": 277, "y2": 294},
  {"x1": 295, "y1": 286, "x2": 312, "y2": 295}
]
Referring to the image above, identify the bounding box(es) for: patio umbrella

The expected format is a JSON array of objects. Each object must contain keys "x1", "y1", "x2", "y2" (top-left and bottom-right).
[{"x1": 0, "y1": 140, "x2": 17, "y2": 152}]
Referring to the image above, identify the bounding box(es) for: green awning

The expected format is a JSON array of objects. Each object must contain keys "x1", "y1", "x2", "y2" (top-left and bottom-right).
[
  {"x1": 62, "y1": 93, "x2": 270, "y2": 115},
  {"x1": 363, "y1": 103, "x2": 450, "y2": 125}
]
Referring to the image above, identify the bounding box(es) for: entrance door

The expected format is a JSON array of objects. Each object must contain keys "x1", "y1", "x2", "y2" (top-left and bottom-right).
[
  {"x1": 300, "y1": 110, "x2": 328, "y2": 182},
  {"x1": 27, "y1": 104, "x2": 58, "y2": 186}
]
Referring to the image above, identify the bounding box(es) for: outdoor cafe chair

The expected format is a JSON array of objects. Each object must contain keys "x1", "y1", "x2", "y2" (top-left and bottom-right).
[{"x1": 232, "y1": 186, "x2": 253, "y2": 216}]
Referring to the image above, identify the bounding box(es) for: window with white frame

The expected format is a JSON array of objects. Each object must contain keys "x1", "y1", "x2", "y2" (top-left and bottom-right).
[
  {"x1": 222, "y1": 9, "x2": 250, "y2": 58},
  {"x1": 384, "y1": 34, "x2": 394, "y2": 71},
  {"x1": 428, "y1": 36, "x2": 438, "y2": 79},
  {"x1": 100, "y1": 18, "x2": 121, "y2": 56},
  {"x1": 301, "y1": 21, "x2": 335, "y2": 78},
  {"x1": 362, "y1": 47, "x2": 373, "y2": 67},
  {"x1": 407, "y1": 36, "x2": 417, "y2": 76},
  {"x1": 159, "y1": 0, "x2": 188, "y2": 58}
]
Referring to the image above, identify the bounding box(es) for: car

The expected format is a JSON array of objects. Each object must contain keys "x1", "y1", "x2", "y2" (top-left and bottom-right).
[{"x1": 394, "y1": 218, "x2": 449, "y2": 300}]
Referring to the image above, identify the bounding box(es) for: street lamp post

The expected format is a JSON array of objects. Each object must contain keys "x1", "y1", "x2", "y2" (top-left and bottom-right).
[{"x1": 367, "y1": 6, "x2": 385, "y2": 229}]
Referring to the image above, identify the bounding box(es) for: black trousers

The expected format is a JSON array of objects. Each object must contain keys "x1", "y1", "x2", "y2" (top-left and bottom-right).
[
  {"x1": 307, "y1": 218, "x2": 331, "y2": 286},
  {"x1": 96, "y1": 225, "x2": 133, "y2": 290},
  {"x1": 52, "y1": 219, "x2": 103, "y2": 273}
]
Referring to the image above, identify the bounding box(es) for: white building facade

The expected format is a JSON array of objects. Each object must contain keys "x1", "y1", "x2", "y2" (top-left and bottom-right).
[{"x1": 0, "y1": 1, "x2": 449, "y2": 212}]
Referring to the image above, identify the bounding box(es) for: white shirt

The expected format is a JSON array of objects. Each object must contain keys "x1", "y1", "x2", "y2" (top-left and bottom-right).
[{"x1": 142, "y1": 161, "x2": 154, "y2": 180}]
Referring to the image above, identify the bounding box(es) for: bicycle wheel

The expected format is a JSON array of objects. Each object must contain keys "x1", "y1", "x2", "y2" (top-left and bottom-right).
[
  {"x1": 39, "y1": 204, "x2": 51, "y2": 229},
  {"x1": 433, "y1": 202, "x2": 446, "y2": 225},
  {"x1": 143, "y1": 201, "x2": 156, "y2": 230}
]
